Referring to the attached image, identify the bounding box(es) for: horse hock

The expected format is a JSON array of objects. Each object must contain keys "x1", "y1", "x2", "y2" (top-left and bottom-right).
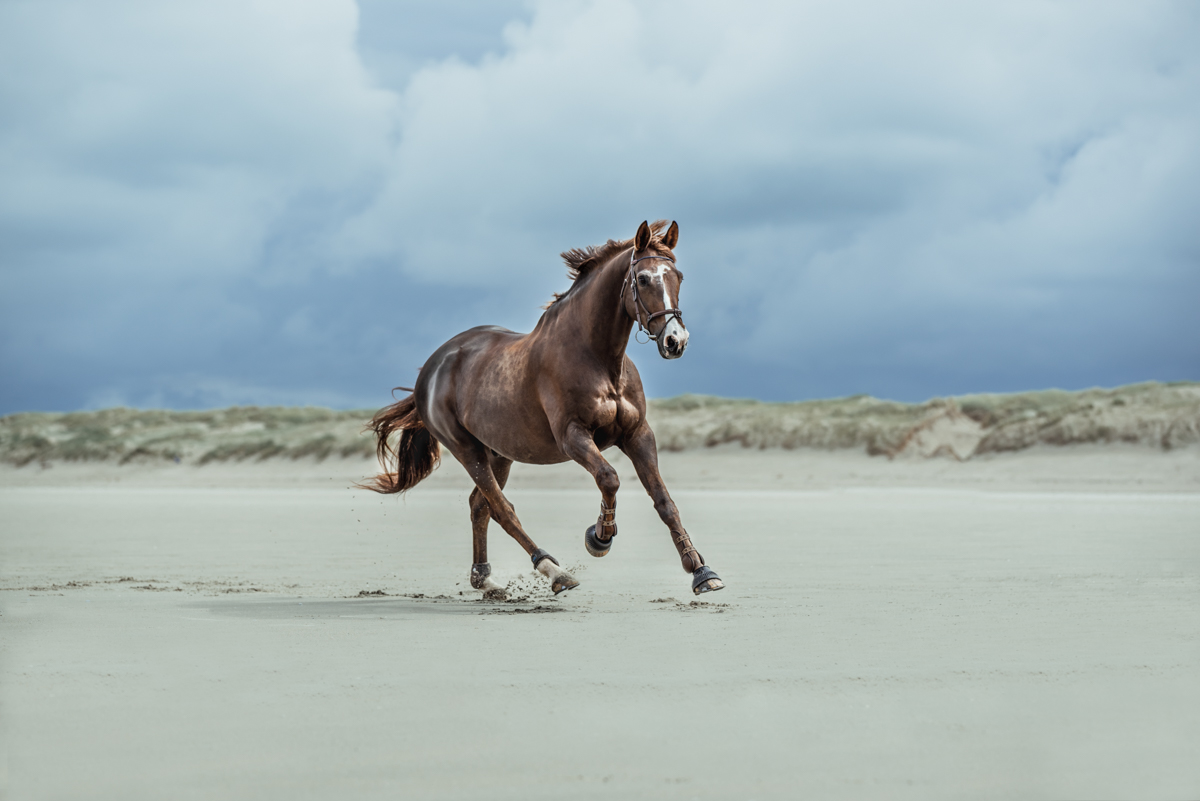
[{"x1": 531, "y1": 549, "x2": 579, "y2": 595}]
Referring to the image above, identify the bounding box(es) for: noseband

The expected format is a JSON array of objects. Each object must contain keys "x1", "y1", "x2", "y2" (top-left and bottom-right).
[{"x1": 623, "y1": 251, "x2": 684, "y2": 343}]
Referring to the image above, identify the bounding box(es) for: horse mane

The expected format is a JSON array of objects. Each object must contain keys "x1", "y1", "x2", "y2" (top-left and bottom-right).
[{"x1": 546, "y1": 220, "x2": 672, "y2": 308}]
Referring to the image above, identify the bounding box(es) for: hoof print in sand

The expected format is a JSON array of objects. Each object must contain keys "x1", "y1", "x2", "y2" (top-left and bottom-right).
[
  {"x1": 484, "y1": 604, "x2": 564, "y2": 615},
  {"x1": 655, "y1": 599, "x2": 730, "y2": 613}
]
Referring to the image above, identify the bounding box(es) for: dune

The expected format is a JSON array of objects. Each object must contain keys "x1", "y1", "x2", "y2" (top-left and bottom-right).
[{"x1": 2, "y1": 381, "x2": 1197, "y2": 469}]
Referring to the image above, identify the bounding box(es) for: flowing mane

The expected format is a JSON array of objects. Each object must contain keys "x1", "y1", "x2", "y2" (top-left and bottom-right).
[{"x1": 547, "y1": 220, "x2": 672, "y2": 308}]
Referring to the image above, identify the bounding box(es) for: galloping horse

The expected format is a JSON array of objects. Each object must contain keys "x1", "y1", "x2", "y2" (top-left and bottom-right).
[{"x1": 364, "y1": 220, "x2": 723, "y2": 597}]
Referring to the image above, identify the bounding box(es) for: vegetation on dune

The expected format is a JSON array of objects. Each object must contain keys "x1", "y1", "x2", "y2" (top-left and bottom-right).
[
  {"x1": 1, "y1": 382, "x2": 1197, "y2": 467},
  {"x1": 649, "y1": 382, "x2": 1200, "y2": 458},
  {"x1": 0, "y1": 406, "x2": 375, "y2": 467}
]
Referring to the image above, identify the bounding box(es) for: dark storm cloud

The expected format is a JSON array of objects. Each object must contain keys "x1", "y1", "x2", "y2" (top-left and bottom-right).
[{"x1": 1, "y1": 1, "x2": 1197, "y2": 413}]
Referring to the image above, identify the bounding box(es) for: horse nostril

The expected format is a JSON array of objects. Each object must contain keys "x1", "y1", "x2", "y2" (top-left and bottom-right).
[{"x1": 665, "y1": 335, "x2": 678, "y2": 351}]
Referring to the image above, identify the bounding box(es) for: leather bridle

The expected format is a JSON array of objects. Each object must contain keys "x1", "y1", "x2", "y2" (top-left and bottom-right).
[{"x1": 622, "y1": 250, "x2": 685, "y2": 342}]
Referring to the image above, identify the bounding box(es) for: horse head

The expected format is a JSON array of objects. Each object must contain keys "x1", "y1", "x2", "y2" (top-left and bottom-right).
[{"x1": 626, "y1": 220, "x2": 689, "y2": 360}]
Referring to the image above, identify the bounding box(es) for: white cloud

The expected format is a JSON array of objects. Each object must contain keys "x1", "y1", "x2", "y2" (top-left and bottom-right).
[
  {"x1": 1, "y1": 0, "x2": 1196, "y2": 410},
  {"x1": 0, "y1": 0, "x2": 395, "y2": 281},
  {"x1": 333, "y1": 0, "x2": 1200, "y2": 386}
]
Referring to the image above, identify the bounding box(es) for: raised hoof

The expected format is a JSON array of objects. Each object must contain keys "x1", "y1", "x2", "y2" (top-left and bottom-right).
[
  {"x1": 691, "y1": 565, "x2": 725, "y2": 595},
  {"x1": 552, "y1": 574, "x2": 580, "y2": 595},
  {"x1": 584, "y1": 523, "x2": 616, "y2": 557}
]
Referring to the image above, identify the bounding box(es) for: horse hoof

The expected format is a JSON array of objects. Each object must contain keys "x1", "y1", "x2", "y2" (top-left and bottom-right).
[
  {"x1": 691, "y1": 565, "x2": 725, "y2": 595},
  {"x1": 482, "y1": 587, "x2": 508, "y2": 601},
  {"x1": 584, "y1": 523, "x2": 616, "y2": 557},
  {"x1": 552, "y1": 575, "x2": 580, "y2": 595},
  {"x1": 469, "y1": 562, "x2": 492, "y2": 590}
]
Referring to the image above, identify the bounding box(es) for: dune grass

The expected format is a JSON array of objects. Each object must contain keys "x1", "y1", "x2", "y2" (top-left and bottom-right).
[
  {"x1": 649, "y1": 381, "x2": 1200, "y2": 456},
  {"x1": 1, "y1": 381, "x2": 1197, "y2": 467},
  {"x1": 0, "y1": 407, "x2": 373, "y2": 467}
]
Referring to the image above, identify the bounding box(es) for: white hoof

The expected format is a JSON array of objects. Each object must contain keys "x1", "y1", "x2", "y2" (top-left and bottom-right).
[
  {"x1": 535, "y1": 558, "x2": 579, "y2": 594},
  {"x1": 479, "y1": 575, "x2": 507, "y2": 599}
]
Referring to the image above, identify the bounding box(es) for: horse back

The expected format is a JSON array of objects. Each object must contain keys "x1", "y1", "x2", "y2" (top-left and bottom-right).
[{"x1": 416, "y1": 325, "x2": 566, "y2": 464}]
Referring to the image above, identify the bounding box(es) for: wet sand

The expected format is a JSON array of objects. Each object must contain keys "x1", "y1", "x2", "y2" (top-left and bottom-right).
[{"x1": 2, "y1": 447, "x2": 1199, "y2": 799}]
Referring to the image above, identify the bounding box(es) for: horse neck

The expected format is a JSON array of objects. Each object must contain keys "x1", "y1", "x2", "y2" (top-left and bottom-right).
[{"x1": 559, "y1": 248, "x2": 635, "y2": 378}]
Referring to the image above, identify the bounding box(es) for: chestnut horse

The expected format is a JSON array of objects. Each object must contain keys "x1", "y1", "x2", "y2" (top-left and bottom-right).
[{"x1": 364, "y1": 220, "x2": 723, "y2": 597}]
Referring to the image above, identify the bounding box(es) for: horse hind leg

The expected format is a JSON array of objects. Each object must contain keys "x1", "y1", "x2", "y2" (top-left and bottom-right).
[
  {"x1": 453, "y1": 440, "x2": 579, "y2": 596},
  {"x1": 470, "y1": 562, "x2": 507, "y2": 599},
  {"x1": 530, "y1": 549, "x2": 580, "y2": 595},
  {"x1": 468, "y1": 486, "x2": 508, "y2": 599}
]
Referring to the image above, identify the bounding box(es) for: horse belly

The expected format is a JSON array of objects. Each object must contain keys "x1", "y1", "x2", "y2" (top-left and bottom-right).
[
  {"x1": 481, "y1": 413, "x2": 565, "y2": 465},
  {"x1": 459, "y1": 355, "x2": 564, "y2": 465}
]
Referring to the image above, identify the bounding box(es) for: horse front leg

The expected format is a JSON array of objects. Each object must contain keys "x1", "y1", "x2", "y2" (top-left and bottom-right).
[
  {"x1": 559, "y1": 421, "x2": 621, "y2": 557},
  {"x1": 619, "y1": 423, "x2": 724, "y2": 595}
]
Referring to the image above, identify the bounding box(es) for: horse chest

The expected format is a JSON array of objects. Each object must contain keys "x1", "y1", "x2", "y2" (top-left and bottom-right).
[{"x1": 591, "y1": 396, "x2": 640, "y2": 432}]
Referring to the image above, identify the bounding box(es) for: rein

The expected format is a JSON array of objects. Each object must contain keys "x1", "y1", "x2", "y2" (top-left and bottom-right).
[{"x1": 622, "y1": 251, "x2": 684, "y2": 342}]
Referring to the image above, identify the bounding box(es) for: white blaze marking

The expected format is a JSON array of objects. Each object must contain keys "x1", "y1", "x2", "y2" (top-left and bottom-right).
[
  {"x1": 638, "y1": 264, "x2": 675, "y2": 314},
  {"x1": 638, "y1": 264, "x2": 687, "y2": 350},
  {"x1": 655, "y1": 264, "x2": 672, "y2": 311}
]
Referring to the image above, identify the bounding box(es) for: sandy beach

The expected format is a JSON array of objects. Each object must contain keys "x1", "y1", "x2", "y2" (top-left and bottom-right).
[{"x1": 2, "y1": 446, "x2": 1199, "y2": 799}]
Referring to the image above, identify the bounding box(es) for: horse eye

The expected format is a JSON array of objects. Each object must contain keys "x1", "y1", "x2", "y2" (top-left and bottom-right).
[{"x1": 637, "y1": 274, "x2": 649, "y2": 286}]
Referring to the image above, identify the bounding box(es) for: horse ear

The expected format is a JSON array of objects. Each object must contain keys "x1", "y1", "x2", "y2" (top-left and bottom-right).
[
  {"x1": 662, "y1": 221, "x2": 679, "y2": 249},
  {"x1": 634, "y1": 220, "x2": 652, "y2": 251}
]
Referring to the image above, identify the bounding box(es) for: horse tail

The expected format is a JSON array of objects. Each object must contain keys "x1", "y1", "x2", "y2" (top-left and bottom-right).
[{"x1": 361, "y1": 393, "x2": 440, "y2": 494}]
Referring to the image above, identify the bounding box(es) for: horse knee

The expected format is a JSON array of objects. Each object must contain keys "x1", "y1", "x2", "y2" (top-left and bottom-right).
[{"x1": 597, "y1": 466, "x2": 620, "y2": 497}]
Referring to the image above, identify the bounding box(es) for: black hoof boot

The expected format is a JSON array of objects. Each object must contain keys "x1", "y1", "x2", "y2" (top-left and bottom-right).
[
  {"x1": 471, "y1": 563, "x2": 508, "y2": 600},
  {"x1": 691, "y1": 565, "x2": 725, "y2": 595},
  {"x1": 584, "y1": 523, "x2": 617, "y2": 557},
  {"x1": 469, "y1": 563, "x2": 491, "y2": 590}
]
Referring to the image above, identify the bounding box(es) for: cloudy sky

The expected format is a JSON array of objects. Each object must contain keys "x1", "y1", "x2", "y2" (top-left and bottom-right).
[{"x1": 1, "y1": 1, "x2": 1197, "y2": 414}]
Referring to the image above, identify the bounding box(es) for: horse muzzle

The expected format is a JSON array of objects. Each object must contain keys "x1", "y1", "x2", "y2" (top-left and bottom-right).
[{"x1": 658, "y1": 318, "x2": 689, "y2": 360}]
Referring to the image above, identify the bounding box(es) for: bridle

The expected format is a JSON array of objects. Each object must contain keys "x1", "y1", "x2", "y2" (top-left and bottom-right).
[{"x1": 622, "y1": 250, "x2": 685, "y2": 343}]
